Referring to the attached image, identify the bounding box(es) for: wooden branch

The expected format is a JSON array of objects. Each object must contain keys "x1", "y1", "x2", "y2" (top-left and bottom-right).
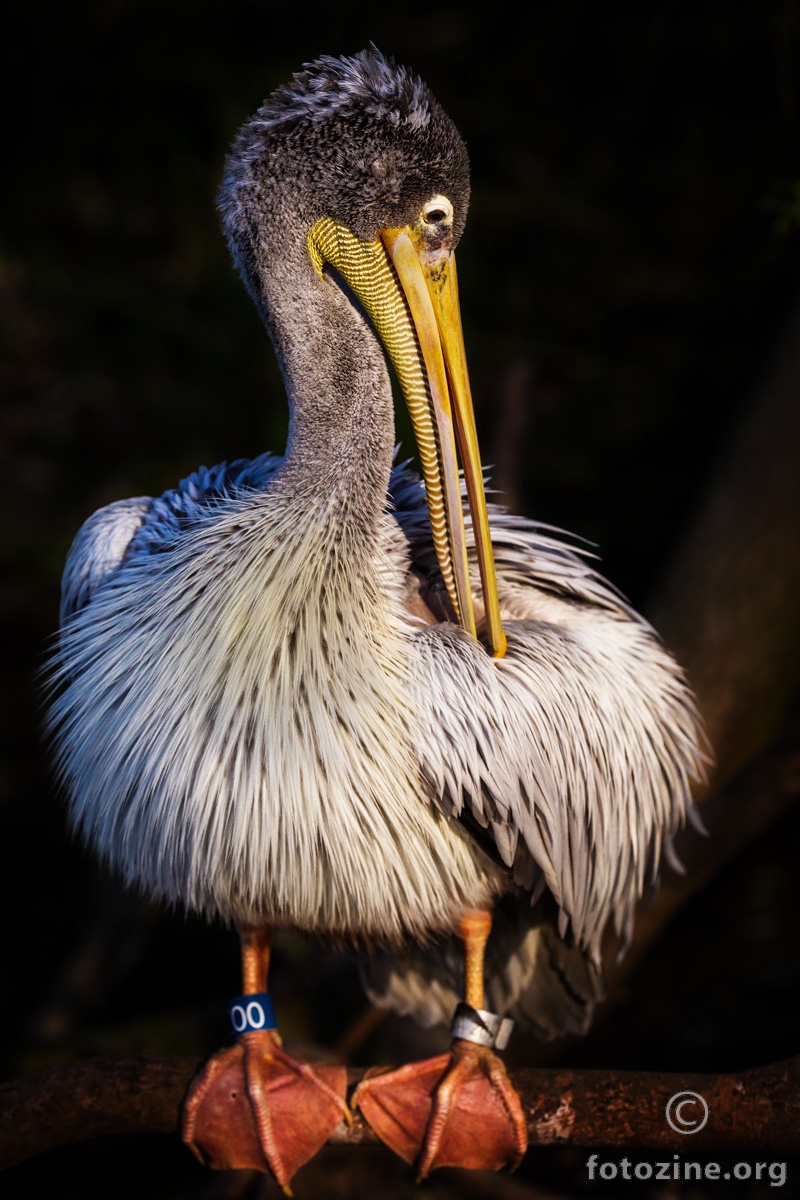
[
  {"x1": 0, "y1": 1054, "x2": 199, "y2": 1170},
  {"x1": 2, "y1": 1052, "x2": 799, "y2": 1171}
]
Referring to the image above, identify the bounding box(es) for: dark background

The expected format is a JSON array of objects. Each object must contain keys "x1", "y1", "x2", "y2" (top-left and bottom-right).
[{"x1": 2, "y1": 1, "x2": 799, "y2": 1197}]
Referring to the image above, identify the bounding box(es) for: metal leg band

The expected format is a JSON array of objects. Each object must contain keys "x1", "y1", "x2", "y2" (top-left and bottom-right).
[
  {"x1": 450, "y1": 1002, "x2": 514, "y2": 1050},
  {"x1": 228, "y1": 992, "x2": 277, "y2": 1035}
]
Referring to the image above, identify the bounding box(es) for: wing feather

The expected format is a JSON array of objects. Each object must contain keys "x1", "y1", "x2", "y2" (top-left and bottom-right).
[
  {"x1": 362, "y1": 899, "x2": 604, "y2": 1039},
  {"x1": 60, "y1": 452, "x2": 285, "y2": 625},
  {"x1": 60, "y1": 498, "x2": 152, "y2": 624},
  {"x1": 387, "y1": 458, "x2": 706, "y2": 968}
]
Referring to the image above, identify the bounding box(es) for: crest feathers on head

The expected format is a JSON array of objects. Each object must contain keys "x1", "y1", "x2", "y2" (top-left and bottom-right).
[{"x1": 252, "y1": 47, "x2": 431, "y2": 133}]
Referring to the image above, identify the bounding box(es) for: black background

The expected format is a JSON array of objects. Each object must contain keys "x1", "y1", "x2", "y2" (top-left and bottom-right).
[{"x1": 2, "y1": 2, "x2": 799, "y2": 1196}]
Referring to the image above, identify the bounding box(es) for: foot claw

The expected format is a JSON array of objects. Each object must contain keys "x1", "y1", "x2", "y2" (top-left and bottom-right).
[
  {"x1": 354, "y1": 1042, "x2": 527, "y2": 1175},
  {"x1": 182, "y1": 1032, "x2": 347, "y2": 1187}
]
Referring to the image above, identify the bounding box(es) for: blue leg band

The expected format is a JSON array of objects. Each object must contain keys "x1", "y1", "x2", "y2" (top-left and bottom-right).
[{"x1": 228, "y1": 993, "x2": 278, "y2": 1035}]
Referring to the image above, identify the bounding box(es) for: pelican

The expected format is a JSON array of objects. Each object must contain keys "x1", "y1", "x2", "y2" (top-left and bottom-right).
[{"x1": 49, "y1": 49, "x2": 704, "y2": 1189}]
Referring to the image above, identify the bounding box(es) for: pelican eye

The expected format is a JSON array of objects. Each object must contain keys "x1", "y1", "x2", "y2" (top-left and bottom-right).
[{"x1": 422, "y1": 196, "x2": 454, "y2": 227}]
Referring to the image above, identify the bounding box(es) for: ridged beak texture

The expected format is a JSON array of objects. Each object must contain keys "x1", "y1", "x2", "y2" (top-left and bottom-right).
[{"x1": 308, "y1": 217, "x2": 506, "y2": 659}]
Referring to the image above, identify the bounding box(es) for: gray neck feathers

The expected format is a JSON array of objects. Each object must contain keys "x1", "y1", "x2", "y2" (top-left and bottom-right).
[
  {"x1": 235, "y1": 204, "x2": 396, "y2": 545},
  {"x1": 275, "y1": 266, "x2": 395, "y2": 515}
]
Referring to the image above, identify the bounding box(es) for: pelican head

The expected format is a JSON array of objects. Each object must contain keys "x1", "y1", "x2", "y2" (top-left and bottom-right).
[{"x1": 218, "y1": 49, "x2": 505, "y2": 655}]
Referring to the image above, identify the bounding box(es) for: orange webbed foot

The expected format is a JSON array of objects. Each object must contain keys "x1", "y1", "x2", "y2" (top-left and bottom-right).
[
  {"x1": 182, "y1": 1030, "x2": 348, "y2": 1192},
  {"x1": 352, "y1": 1038, "x2": 527, "y2": 1178}
]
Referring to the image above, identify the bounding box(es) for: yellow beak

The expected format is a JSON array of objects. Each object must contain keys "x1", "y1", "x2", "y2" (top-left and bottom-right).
[
  {"x1": 307, "y1": 217, "x2": 506, "y2": 659},
  {"x1": 381, "y1": 229, "x2": 506, "y2": 659}
]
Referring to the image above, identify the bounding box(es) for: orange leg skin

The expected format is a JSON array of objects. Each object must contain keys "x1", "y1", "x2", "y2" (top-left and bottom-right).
[
  {"x1": 352, "y1": 911, "x2": 528, "y2": 1178},
  {"x1": 181, "y1": 926, "x2": 348, "y2": 1193}
]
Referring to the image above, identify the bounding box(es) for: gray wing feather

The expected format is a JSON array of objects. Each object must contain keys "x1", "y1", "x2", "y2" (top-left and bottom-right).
[
  {"x1": 387, "y1": 465, "x2": 705, "y2": 960},
  {"x1": 362, "y1": 901, "x2": 604, "y2": 1039},
  {"x1": 60, "y1": 498, "x2": 151, "y2": 625},
  {"x1": 58, "y1": 451, "x2": 285, "y2": 627},
  {"x1": 411, "y1": 502, "x2": 706, "y2": 964}
]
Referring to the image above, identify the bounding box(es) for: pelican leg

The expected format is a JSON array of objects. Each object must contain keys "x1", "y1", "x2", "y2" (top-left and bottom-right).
[
  {"x1": 353, "y1": 910, "x2": 528, "y2": 1177},
  {"x1": 181, "y1": 925, "x2": 348, "y2": 1192}
]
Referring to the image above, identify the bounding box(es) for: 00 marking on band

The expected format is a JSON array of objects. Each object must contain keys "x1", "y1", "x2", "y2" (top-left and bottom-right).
[{"x1": 228, "y1": 993, "x2": 277, "y2": 1035}]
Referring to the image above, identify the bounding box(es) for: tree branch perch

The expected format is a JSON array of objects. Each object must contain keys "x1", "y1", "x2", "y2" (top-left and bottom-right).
[{"x1": 2, "y1": 1052, "x2": 799, "y2": 1171}]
